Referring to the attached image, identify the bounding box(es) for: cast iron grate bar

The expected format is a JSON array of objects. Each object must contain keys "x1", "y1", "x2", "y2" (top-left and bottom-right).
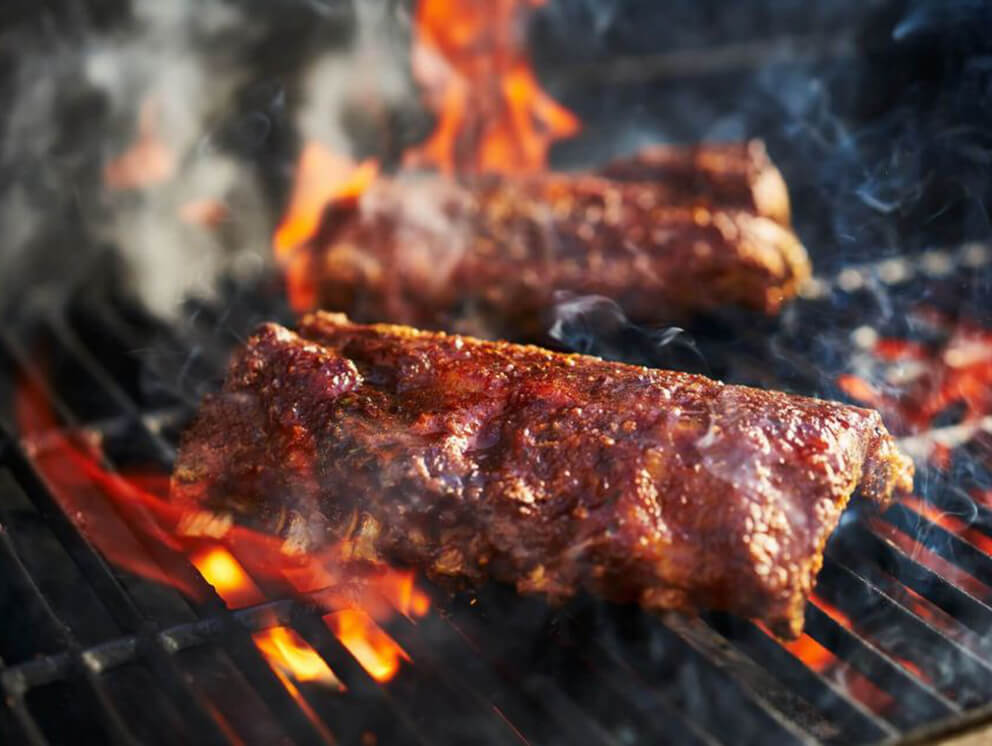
[
  {"x1": 0, "y1": 475, "x2": 142, "y2": 746},
  {"x1": 288, "y1": 608, "x2": 432, "y2": 746},
  {"x1": 834, "y1": 522, "x2": 992, "y2": 638},
  {"x1": 0, "y1": 373, "x2": 342, "y2": 742},
  {"x1": 383, "y1": 599, "x2": 619, "y2": 746},
  {"x1": 703, "y1": 610, "x2": 904, "y2": 740},
  {"x1": 435, "y1": 589, "x2": 707, "y2": 743},
  {"x1": 818, "y1": 559, "x2": 992, "y2": 708},
  {"x1": 229, "y1": 548, "x2": 489, "y2": 745},
  {"x1": 801, "y1": 604, "x2": 957, "y2": 727},
  {"x1": 0, "y1": 684, "x2": 48, "y2": 746},
  {"x1": 422, "y1": 591, "x2": 643, "y2": 746},
  {"x1": 585, "y1": 640, "x2": 722, "y2": 746},
  {"x1": 884, "y1": 503, "x2": 992, "y2": 590}
]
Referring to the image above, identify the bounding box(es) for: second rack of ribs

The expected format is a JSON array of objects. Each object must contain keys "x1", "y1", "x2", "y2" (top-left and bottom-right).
[{"x1": 302, "y1": 140, "x2": 810, "y2": 339}]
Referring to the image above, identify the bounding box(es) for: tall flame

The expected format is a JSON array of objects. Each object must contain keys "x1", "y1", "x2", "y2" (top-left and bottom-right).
[
  {"x1": 406, "y1": 0, "x2": 579, "y2": 174},
  {"x1": 270, "y1": 1, "x2": 581, "y2": 301}
]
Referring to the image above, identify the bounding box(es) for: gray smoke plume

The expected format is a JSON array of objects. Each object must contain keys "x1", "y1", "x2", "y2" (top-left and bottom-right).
[{"x1": 0, "y1": 0, "x2": 409, "y2": 320}]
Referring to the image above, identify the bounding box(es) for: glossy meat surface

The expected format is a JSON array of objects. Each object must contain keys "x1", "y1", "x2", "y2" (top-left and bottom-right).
[
  {"x1": 172, "y1": 313, "x2": 913, "y2": 637},
  {"x1": 306, "y1": 140, "x2": 808, "y2": 339},
  {"x1": 598, "y1": 139, "x2": 791, "y2": 225}
]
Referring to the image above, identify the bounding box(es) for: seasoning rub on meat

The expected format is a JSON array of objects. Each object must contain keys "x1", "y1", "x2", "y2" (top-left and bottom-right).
[
  {"x1": 303, "y1": 140, "x2": 809, "y2": 340},
  {"x1": 172, "y1": 312, "x2": 913, "y2": 638}
]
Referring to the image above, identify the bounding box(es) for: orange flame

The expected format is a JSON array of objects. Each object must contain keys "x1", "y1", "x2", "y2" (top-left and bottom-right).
[
  {"x1": 326, "y1": 609, "x2": 411, "y2": 683},
  {"x1": 104, "y1": 97, "x2": 176, "y2": 190},
  {"x1": 253, "y1": 626, "x2": 344, "y2": 689},
  {"x1": 270, "y1": 1, "x2": 581, "y2": 302},
  {"x1": 406, "y1": 0, "x2": 579, "y2": 174},
  {"x1": 776, "y1": 631, "x2": 836, "y2": 673},
  {"x1": 15, "y1": 370, "x2": 429, "y2": 690},
  {"x1": 191, "y1": 546, "x2": 265, "y2": 609},
  {"x1": 272, "y1": 142, "x2": 380, "y2": 311}
]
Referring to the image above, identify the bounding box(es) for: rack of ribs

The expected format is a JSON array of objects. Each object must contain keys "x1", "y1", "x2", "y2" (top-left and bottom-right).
[
  {"x1": 172, "y1": 312, "x2": 913, "y2": 638},
  {"x1": 596, "y1": 139, "x2": 792, "y2": 226},
  {"x1": 295, "y1": 140, "x2": 808, "y2": 340}
]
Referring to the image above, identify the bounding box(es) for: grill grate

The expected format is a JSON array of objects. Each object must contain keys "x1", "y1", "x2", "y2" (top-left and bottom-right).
[{"x1": 2, "y1": 248, "x2": 992, "y2": 745}]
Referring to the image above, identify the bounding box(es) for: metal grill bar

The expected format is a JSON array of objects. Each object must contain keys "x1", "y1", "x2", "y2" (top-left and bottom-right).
[
  {"x1": 231, "y1": 548, "x2": 464, "y2": 745},
  {"x1": 704, "y1": 611, "x2": 904, "y2": 739},
  {"x1": 4, "y1": 282, "x2": 992, "y2": 744},
  {"x1": 421, "y1": 593, "x2": 632, "y2": 746},
  {"x1": 884, "y1": 503, "x2": 992, "y2": 591},
  {"x1": 802, "y1": 604, "x2": 957, "y2": 726},
  {"x1": 585, "y1": 641, "x2": 721, "y2": 746},
  {"x1": 817, "y1": 560, "x2": 992, "y2": 707},
  {"x1": 0, "y1": 455, "x2": 140, "y2": 746},
  {"x1": 836, "y1": 523, "x2": 992, "y2": 637},
  {"x1": 0, "y1": 343, "x2": 342, "y2": 744},
  {"x1": 288, "y1": 608, "x2": 431, "y2": 746}
]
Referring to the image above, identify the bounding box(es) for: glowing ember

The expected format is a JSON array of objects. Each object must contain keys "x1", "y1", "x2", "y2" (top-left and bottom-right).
[
  {"x1": 406, "y1": 0, "x2": 579, "y2": 174},
  {"x1": 809, "y1": 593, "x2": 854, "y2": 629},
  {"x1": 326, "y1": 609, "x2": 410, "y2": 683},
  {"x1": 841, "y1": 311, "x2": 992, "y2": 435},
  {"x1": 104, "y1": 96, "x2": 176, "y2": 190},
  {"x1": 777, "y1": 631, "x2": 835, "y2": 673},
  {"x1": 272, "y1": 142, "x2": 379, "y2": 311},
  {"x1": 253, "y1": 626, "x2": 344, "y2": 689},
  {"x1": 760, "y1": 618, "x2": 896, "y2": 715}
]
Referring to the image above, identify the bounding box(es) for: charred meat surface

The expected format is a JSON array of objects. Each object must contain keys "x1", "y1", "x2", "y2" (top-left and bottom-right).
[
  {"x1": 172, "y1": 312, "x2": 912, "y2": 637},
  {"x1": 306, "y1": 141, "x2": 809, "y2": 340}
]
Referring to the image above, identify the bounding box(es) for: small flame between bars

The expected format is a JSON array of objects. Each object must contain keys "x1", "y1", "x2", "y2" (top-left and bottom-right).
[{"x1": 15, "y1": 372, "x2": 430, "y2": 693}]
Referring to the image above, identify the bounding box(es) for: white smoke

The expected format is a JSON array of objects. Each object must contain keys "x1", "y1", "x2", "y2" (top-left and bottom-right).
[
  {"x1": 85, "y1": 0, "x2": 272, "y2": 317},
  {"x1": 0, "y1": 0, "x2": 383, "y2": 319},
  {"x1": 296, "y1": 1, "x2": 415, "y2": 148}
]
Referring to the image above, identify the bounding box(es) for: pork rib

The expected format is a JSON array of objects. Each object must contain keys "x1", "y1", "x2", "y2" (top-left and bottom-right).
[
  {"x1": 597, "y1": 139, "x2": 791, "y2": 225},
  {"x1": 307, "y1": 160, "x2": 809, "y2": 339},
  {"x1": 172, "y1": 312, "x2": 913, "y2": 637}
]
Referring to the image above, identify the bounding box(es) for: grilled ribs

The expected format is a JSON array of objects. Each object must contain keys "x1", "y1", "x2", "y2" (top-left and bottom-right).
[
  {"x1": 172, "y1": 313, "x2": 913, "y2": 637},
  {"x1": 306, "y1": 172, "x2": 809, "y2": 340},
  {"x1": 597, "y1": 139, "x2": 791, "y2": 225}
]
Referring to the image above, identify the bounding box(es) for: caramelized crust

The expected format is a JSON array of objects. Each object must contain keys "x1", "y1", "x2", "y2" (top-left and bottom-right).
[
  {"x1": 172, "y1": 313, "x2": 913, "y2": 637},
  {"x1": 598, "y1": 139, "x2": 792, "y2": 226},
  {"x1": 307, "y1": 142, "x2": 809, "y2": 339}
]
